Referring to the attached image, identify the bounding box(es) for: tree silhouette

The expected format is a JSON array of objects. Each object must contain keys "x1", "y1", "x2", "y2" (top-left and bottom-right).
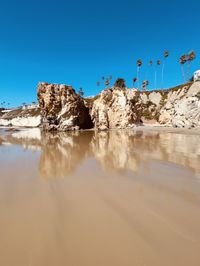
[
  {"x1": 187, "y1": 50, "x2": 196, "y2": 81},
  {"x1": 142, "y1": 80, "x2": 149, "y2": 91},
  {"x1": 114, "y1": 78, "x2": 126, "y2": 89},
  {"x1": 105, "y1": 78, "x2": 110, "y2": 87},
  {"x1": 136, "y1": 59, "x2": 142, "y2": 89},
  {"x1": 133, "y1": 77, "x2": 137, "y2": 87},
  {"x1": 154, "y1": 60, "x2": 161, "y2": 89},
  {"x1": 161, "y1": 51, "x2": 169, "y2": 88},
  {"x1": 78, "y1": 88, "x2": 84, "y2": 97},
  {"x1": 179, "y1": 54, "x2": 187, "y2": 82}
]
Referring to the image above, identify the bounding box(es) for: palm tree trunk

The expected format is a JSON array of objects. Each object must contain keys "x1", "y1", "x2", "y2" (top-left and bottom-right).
[
  {"x1": 137, "y1": 66, "x2": 140, "y2": 90},
  {"x1": 181, "y1": 65, "x2": 185, "y2": 82},
  {"x1": 161, "y1": 61, "x2": 165, "y2": 89},
  {"x1": 187, "y1": 61, "x2": 191, "y2": 81}
]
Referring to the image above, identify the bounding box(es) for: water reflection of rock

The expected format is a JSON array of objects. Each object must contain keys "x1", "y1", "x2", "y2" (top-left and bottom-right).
[
  {"x1": 39, "y1": 131, "x2": 93, "y2": 179},
  {"x1": 1, "y1": 128, "x2": 200, "y2": 178},
  {"x1": 91, "y1": 130, "x2": 143, "y2": 173}
]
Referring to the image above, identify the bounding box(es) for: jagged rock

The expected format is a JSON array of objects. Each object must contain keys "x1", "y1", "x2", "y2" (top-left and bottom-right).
[
  {"x1": 91, "y1": 88, "x2": 142, "y2": 130},
  {"x1": 159, "y1": 82, "x2": 200, "y2": 128},
  {"x1": 37, "y1": 82, "x2": 93, "y2": 131}
]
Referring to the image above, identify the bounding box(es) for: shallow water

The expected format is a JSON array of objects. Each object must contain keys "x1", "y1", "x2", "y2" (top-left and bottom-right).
[{"x1": 0, "y1": 128, "x2": 200, "y2": 266}]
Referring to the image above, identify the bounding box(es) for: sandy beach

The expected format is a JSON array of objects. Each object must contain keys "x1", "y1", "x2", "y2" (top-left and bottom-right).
[{"x1": 0, "y1": 128, "x2": 200, "y2": 265}]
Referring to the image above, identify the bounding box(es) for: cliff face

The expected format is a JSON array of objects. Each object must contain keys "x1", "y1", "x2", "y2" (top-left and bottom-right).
[
  {"x1": 38, "y1": 83, "x2": 142, "y2": 131},
  {"x1": 139, "y1": 82, "x2": 200, "y2": 128},
  {"x1": 0, "y1": 106, "x2": 41, "y2": 127},
  {"x1": 37, "y1": 82, "x2": 93, "y2": 131},
  {"x1": 159, "y1": 82, "x2": 200, "y2": 128},
  {"x1": 91, "y1": 88, "x2": 142, "y2": 130},
  {"x1": 37, "y1": 81, "x2": 200, "y2": 130},
  {"x1": 1, "y1": 81, "x2": 199, "y2": 130}
]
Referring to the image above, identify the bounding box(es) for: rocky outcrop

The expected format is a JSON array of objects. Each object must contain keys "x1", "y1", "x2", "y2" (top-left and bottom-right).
[
  {"x1": 37, "y1": 82, "x2": 93, "y2": 131},
  {"x1": 1, "y1": 81, "x2": 199, "y2": 130},
  {"x1": 159, "y1": 82, "x2": 200, "y2": 128},
  {"x1": 37, "y1": 81, "x2": 200, "y2": 130},
  {"x1": 0, "y1": 106, "x2": 41, "y2": 127},
  {"x1": 138, "y1": 81, "x2": 200, "y2": 128},
  {"x1": 91, "y1": 88, "x2": 142, "y2": 130},
  {"x1": 37, "y1": 83, "x2": 142, "y2": 131}
]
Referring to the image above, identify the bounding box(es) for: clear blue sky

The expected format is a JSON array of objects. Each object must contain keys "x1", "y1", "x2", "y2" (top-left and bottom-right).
[{"x1": 0, "y1": 0, "x2": 200, "y2": 107}]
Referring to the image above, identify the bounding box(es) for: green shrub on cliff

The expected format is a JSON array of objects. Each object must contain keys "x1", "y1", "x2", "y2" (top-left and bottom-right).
[{"x1": 114, "y1": 78, "x2": 126, "y2": 89}]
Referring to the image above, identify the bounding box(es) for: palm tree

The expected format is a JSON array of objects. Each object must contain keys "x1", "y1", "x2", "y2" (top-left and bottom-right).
[
  {"x1": 136, "y1": 59, "x2": 142, "y2": 89},
  {"x1": 187, "y1": 50, "x2": 196, "y2": 81},
  {"x1": 179, "y1": 54, "x2": 187, "y2": 82},
  {"x1": 145, "y1": 60, "x2": 153, "y2": 84},
  {"x1": 133, "y1": 77, "x2": 137, "y2": 87},
  {"x1": 78, "y1": 88, "x2": 84, "y2": 97},
  {"x1": 105, "y1": 78, "x2": 110, "y2": 87},
  {"x1": 149, "y1": 60, "x2": 153, "y2": 66},
  {"x1": 142, "y1": 80, "x2": 149, "y2": 91},
  {"x1": 155, "y1": 60, "x2": 161, "y2": 89},
  {"x1": 161, "y1": 51, "x2": 169, "y2": 88}
]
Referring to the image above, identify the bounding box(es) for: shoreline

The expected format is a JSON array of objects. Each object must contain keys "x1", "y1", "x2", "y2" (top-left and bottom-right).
[{"x1": 1, "y1": 125, "x2": 200, "y2": 135}]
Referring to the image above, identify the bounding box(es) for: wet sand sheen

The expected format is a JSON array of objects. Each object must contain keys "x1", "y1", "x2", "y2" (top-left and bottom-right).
[{"x1": 0, "y1": 129, "x2": 200, "y2": 266}]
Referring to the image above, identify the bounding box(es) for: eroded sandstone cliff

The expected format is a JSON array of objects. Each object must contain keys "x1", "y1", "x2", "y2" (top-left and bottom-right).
[
  {"x1": 38, "y1": 83, "x2": 142, "y2": 130},
  {"x1": 1, "y1": 81, "x2": 199, "y2": 130},
  {"x1": 90, "y1": 88, "x2": 142, "y2": 130},
  {"x1": 37, "y1": 82, "x2": 93, "y2": 130}
]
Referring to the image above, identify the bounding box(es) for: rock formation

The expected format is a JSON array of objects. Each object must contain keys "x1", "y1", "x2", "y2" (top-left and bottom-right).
[
  {"x1": 37, "y1": 82, "x2": 93, "y2": 131},
  {"x1": 37, "y1": 83, "x2": 142, "y2": 131},
  {"x1": 0, "y1": 106, "x2": 41, "y2": 127},
  {"x1": 90, "y1": 88, "x2": 142, "y2": 130},
  {"x1": 159, "y1": 82, "x2": 200, "y2": 128},
  {"x1": 139, "y1": 81, "x2": 200, "y2": 128},
  {"x1": 1, "y1": 81, "x2": 200, "y2": 130}
]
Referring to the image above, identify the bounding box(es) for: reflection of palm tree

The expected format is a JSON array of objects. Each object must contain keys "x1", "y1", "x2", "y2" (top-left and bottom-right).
[
  {"x1": 161, "y1": 51, "x2": 169, "y2": 88},
  {"x1": 136, "y1": 59, "x2": 142, "y2": 90},
  {"x1": 187, "y1": 50, "x2": 196, "y2": 81},
  {"x1": 179, "y1": 54, "x2": 187, "y2": 82}
]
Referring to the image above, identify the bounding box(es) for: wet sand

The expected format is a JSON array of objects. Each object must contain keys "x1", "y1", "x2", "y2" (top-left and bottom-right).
[{"x1": 0, "y1": 128, "x2": 200, "y2": 266}]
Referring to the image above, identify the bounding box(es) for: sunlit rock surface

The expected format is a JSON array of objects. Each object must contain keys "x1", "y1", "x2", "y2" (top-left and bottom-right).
[
  {"x1": 37, "y1": 82, "x2": 93, "y2": 131},
  {"x1": 0, "y1": 107, "x2": 41, "y2": 127},
  {"x1": 91, "y1": 88, "x2": 142, "y2": 130},
  {"x1": 1, "y1": 81, "x2": 200, "y2": 130},
  {"x1": 159, "y1": 82, "x2": 200, "y2": 128}
]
